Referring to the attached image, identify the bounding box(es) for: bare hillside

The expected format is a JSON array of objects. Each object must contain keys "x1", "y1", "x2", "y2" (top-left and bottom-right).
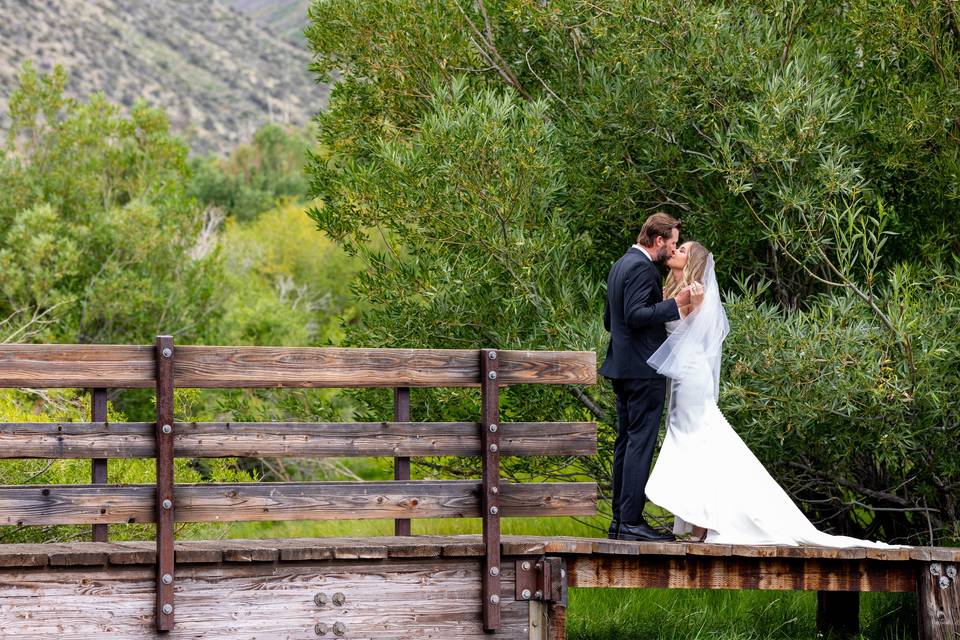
[{"x1": 0, "y1": 0, "x2": 327, "y2": 154}]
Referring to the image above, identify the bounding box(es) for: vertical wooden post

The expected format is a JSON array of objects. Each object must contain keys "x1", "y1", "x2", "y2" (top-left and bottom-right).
[
  {"x1": 546, "y1": 603, "x2": 567, "y2": 640},
  {"x1": 480, "y1": 348, "x2": 501, "y2": 632},
  {"x1": 394, "y1": 387, "x2": 411, "y2": 537},
  {"x1": 155, "y1": 336, "x2": 176, "y2": 631},
  {"x1": 90, "y1": 388, "x2": 108, "y2": 542},
  {"x1": 918, "y1": 562, "x2": 960, "y2": 640},
  {"x1": 815, "y1": 591, "x2": 859, "y2": 637}
]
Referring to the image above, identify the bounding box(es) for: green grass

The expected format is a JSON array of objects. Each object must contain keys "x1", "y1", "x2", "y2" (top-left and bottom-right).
[
  {"x1": 566, "y1": 589, "x2": 914, "y2": 640},
  {"x1": 209, "y1": 516, "x2": 916, "y2": 639}
]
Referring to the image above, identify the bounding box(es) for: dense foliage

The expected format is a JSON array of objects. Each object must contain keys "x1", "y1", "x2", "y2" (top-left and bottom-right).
[
  {"x1": 1, "y1": 63, "x2": 223, "y2": 346},
  {"x1": 0, "y1": 65, "x2": 359, "y2": 541},
  {"x1": 188, "y1": 123, "x2": 312, "y2": 221},
  {"x1": 306, "y1": 0, "x2": 959, "y2": 543}
]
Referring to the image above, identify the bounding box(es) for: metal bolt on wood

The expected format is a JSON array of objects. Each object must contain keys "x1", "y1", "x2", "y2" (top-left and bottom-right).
[
  {"x1": 948, "y1": 565, "x2": 957, "y2": 578},
  {"x1": 941, "y1": 576, "x2": 952, "y2": 589},
  {"x1": 161, "y1": 574, "x2": 173, "y2": 585},
  {"x1": 333, "y1": 622, "x2": 346, "y2": 636},
  {"x1": 332, "y1": 592, "x2": 345, "y2": 606},
  {"x1": 521, "y1": 561, "x2": 531, "y2": 571},
  {"x1": 521, "y1": 589, "x2": 531, "y2": 600},
  {"x1": 314, "y1": 622, "x2": 328, "y2": 636},
  {"x1": 314, "y1": 593, "x2": 328, "y2": 606},
  {"x1": 489, "y1": 566, "x2": 499, "y2": 577},
  {"x1": 480, "y1": 348, "x2": 501, "y2": 632},
  {"x1": 162, "y1": 424, "x2": 172, "y2": 434},
  {"x1": 154, "y1": 335, "x2": 176, "y2": 631},
  {"x1": 931, "y1": 563, "x2": 942, "y2": 576}
]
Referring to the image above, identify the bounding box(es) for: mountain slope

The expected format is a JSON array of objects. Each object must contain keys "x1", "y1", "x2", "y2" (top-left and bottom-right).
[
  {"x1": 0, "y1": 0, "x2": 327, "y2": 154},
  {"x1": 229, "y1": 0, "x2": 312, "y2": 45}
]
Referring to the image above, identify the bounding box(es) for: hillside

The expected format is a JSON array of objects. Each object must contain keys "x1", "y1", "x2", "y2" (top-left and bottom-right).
[
  {"x1": 0, "y1": 0, "x2": 327, "y2": 154},
  {"x1": 229, "y1": 0, "x2": 312, "y2": 45}
]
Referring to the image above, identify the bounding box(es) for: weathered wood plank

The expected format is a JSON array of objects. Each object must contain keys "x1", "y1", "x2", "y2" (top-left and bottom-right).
[
  {"x1": 863, "y1": 546, "x2": 913, "y2": 561},
  {"x1": 684, "y1": 542, "x2": 733, "y2": 557},
  {"x1": 0, "y1": 543, "x2": 50, "y2": 567},
  {"x1": 0, "y1": 481, "x2": 597, "y2": 525},
  {"x1": 442, "y1": 536, "x2": 488, "y2": 557},
  {"x1": 542, "y1": 536, "x2": 595, "y2": 555},
  {"x1": 918, "y1": 561, "x2": 960, "y2": 640},
  {"x1": 0, "y1": 558, "x2": 529, "y2": 638},
  {"x1": 0, "y1": 345, "x2": 153, "y2": 388},
  {"x1": 106, "y1": 541, "x2": 156, "y2": 565},
  {"x1": 0, "y1": 420, "x2": 597, "y2": 458},
  {"x1": 0, "y1": 345, "x2": 596, "y2": 388},
  {"x1": 568, "y1": 555, "x2": 917, "y2": 592},
  {"x1": 775, "y1": 545, "x2": 867, "y2": 560}
]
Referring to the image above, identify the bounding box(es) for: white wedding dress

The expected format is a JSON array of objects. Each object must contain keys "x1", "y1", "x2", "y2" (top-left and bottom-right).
[{"x1": 644, "y1": 257, "x2": 898, "y2": 548}]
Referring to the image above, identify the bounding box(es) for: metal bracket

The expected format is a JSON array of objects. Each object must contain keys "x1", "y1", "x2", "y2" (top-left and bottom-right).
[{"x1": 516, "y1": 557, "x2": 567, "y2": 606}]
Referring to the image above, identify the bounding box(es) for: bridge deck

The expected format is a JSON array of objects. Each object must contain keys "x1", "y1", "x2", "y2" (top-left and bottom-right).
[
  {"x1": 0, "y1": 535, "x2": 954, "y2": 568},
  {"x1": 0, "y1": 536, "x2": 956, "y2": 638},
  {"x1": 1, "y1": 535, "x2": 954, "y2": 567}
]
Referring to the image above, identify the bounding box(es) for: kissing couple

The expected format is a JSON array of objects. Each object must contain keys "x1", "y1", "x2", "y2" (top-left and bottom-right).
[{"x1": 600, "y1": 212, "x2": 898, "y2": 548}]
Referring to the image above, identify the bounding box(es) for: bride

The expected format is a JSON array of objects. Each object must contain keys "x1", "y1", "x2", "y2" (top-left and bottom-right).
[{"x1": 644, "y1": 241, "x2": 898, "y2": 548}]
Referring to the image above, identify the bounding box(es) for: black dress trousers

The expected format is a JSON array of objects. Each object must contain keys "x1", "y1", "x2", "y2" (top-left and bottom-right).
[{"x1": 610, "y1": 377, "x2": 668, "y2": 526}]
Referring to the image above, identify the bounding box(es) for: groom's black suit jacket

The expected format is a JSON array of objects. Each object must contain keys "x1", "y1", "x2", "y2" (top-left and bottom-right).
[{"x1": 599, "y1": 247, "x2": 680, "y2": 379}]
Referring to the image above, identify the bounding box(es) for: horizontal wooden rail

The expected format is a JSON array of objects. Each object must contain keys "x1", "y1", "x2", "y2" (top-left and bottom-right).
[
  {"x1": 0, "y1": 345, "x2": 596, "y2": 388},
  {"x1": 0, "y1": 481, "x2": 597, "y2": 525},
  {"x1": 0, "y1": 421, "x2": 597, "y2": 458}
]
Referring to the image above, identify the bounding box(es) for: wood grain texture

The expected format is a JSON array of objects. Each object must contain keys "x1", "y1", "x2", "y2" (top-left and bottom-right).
[
  {"x1": 481, "y1": 348, "x2": 502, "y2": 631},
  {"x1": 0, "y1": 345, "x2": 596, "y2": 388},
  {"x1": 918, "y1": 561, "x2": 960, "y2": 640},
  {"x1": 0, "y1": 535, "x2": 948, "y2": 566},
  {"x1": 89, "y1": 388, "x2": 108, "y2": 543},
  {"x1": 568, "y1": 555, "x2": 917, "y2": 592},
  {"x1": 0, "y1": 421, "x2": 597, "y2": 459},
  {"x1": 0, "y1": 558, "x2": 531, "y2": 638},
  {"x1": 393, "y1": 387, "x2": 411, "y2": 537},
  {"x1": 0, "y1": 481, "x2": 598, "y2": 525}
]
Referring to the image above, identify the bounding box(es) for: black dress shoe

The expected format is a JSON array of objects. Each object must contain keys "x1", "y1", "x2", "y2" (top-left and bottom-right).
[
  {"x1": 617, "y1": 520, "x2": 675, "y2": 542},
  {"x1": 607, "y1": 520, "x2": 619, "y2": 540}
]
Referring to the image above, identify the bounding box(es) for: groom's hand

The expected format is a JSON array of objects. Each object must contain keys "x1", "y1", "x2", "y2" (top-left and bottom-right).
[{"x1": 675, "y1": 286, "x2": 692, "y2": 307}]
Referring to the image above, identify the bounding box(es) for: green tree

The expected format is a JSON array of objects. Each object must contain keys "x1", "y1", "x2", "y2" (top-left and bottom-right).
[
  {"x1": 305, "y1": 0, "x2": 959, "y2": 543},
  {"x1": 188, "y1": 123, "x2": 312, "y2": 222},
  {"x1": 0, "y1": 63, "x2": 224, "y2": 347}
]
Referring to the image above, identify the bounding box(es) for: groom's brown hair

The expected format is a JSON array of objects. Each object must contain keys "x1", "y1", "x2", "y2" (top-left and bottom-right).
[{"x1": 637, "y1": 212, "x2": 681, "y2": 246}]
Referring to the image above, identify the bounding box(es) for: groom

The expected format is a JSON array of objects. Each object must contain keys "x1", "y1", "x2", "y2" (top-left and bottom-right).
[{"x1": 600, "y1": 212, "x2": 690, "y2": 542}]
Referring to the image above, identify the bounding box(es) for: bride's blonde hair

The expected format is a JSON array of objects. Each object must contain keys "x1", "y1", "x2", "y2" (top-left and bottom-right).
[{"x1": 664, "y1": 241, "x2": 709, "y2": 299}]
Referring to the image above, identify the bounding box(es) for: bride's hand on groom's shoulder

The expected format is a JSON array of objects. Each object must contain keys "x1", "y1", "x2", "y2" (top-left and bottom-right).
[{"x1": 675, "y1": 286, "x2": 692, "y2": 307}]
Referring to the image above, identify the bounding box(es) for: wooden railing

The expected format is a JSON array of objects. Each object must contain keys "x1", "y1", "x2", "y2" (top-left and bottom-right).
[{"x1": 0, "y1": 338, "x2": 598, "y2": 632}]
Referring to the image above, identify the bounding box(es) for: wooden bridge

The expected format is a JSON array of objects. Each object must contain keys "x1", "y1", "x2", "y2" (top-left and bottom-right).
[{"x1": 0, "y1": 340, "x2": 957, "y2": 639}]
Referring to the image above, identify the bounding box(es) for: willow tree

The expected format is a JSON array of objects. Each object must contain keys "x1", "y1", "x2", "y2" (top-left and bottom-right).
[{"x1": 306, "y1": 0, "x2": 959, "y2": 543}]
